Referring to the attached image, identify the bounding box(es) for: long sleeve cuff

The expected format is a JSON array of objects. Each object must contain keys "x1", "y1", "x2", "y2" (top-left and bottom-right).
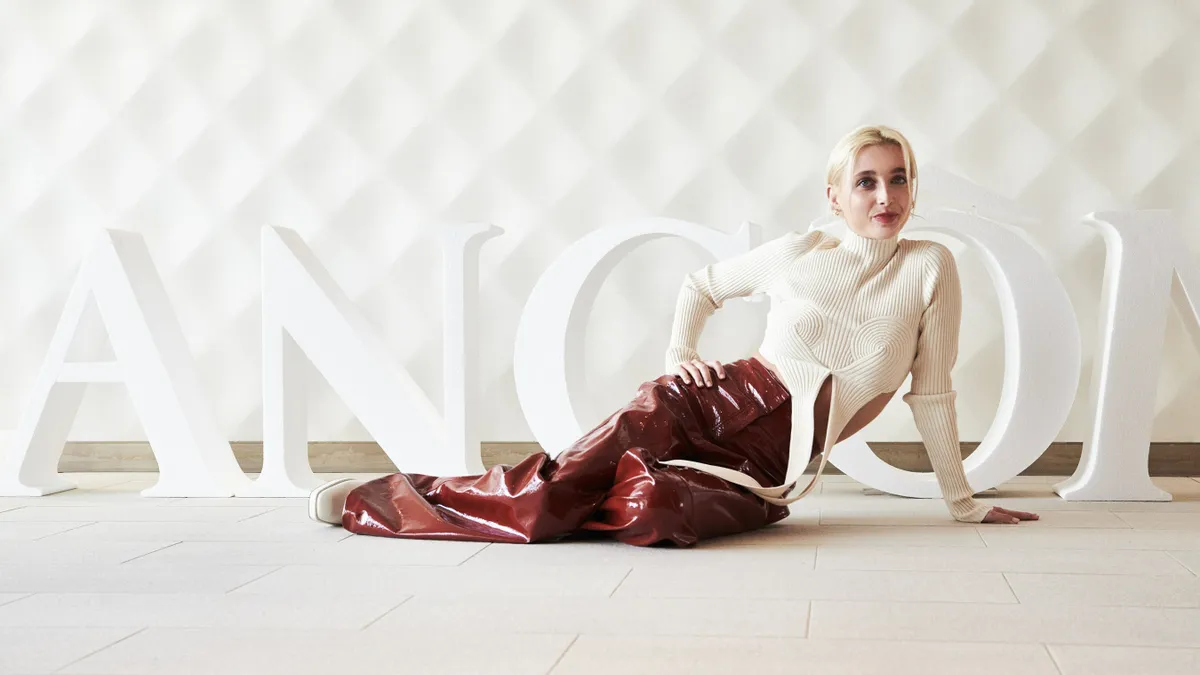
[
  {"x1": 664, "y1": 282, "x2": 717, "y2": 372},
  {"x1": 665, "y1": 346, "x2": 702, "y2": 372},
  {"x1": 902, "y1": 391, "x2": 990, "y2": 523}
]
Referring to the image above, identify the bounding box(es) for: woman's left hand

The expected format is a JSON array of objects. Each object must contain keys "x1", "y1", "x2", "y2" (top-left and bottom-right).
[{"x1": 981, "y1": 506, "x2": 1039, "y2": 524}]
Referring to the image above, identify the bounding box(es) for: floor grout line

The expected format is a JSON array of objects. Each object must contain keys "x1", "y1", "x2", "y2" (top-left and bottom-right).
[
  {"x1": 224, "y1": 566, "x2": 285, "y2": 594},
  {"x1": 361, "y1": 595, "x2": 413, "y2": 630},
  {"x1": 1166, "y1": 551, "x2": 1198, "y2": 577},
  {"x1": 0, "y1": 592, "x2": 32, "y2": 609},
  {"x1": 455, "y1": 543, "x2": 491, "y2": 567},
  {"x1": 31, "y1": 521, "x2": 99, "y2": 541},
  {"x1": 118, "y1": 541, "x2": 182, "y2": 565},
  {"x1": 1042, "y1": 644, "x2": 1068, "y2": 675},
  {"x1": 1000, "y1": 572, "x2": 1021, "y2": 604},
  {"x1": 53, "y1": 626, "x2": 148, "y2": 673},
  {"x1": 607, "y1": 568, "x2": 634, "y2": 598},
  {"x1": 544, "y1": 634, "x2": 580, "y2": 675},
  {"x1": 235, "y1": 506, "x2": 286, "y2": 523}
]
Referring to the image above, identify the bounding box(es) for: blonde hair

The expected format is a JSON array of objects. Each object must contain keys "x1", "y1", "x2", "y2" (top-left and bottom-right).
[{"x1": 825, "y1": 125, "x2": 918, "y2": 214}]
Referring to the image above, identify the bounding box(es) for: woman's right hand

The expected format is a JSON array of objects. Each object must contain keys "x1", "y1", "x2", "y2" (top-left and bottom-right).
[{"x1": 674, "y1": 358, "x2": 726, "y2": 387}]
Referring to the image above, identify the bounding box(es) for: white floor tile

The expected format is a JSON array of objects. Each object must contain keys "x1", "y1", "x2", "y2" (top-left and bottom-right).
[
  {"x1": 62, "y1": 472, "x2": 147, "y2": 488},
  {"x1": 963, "y1": 480, "x2": 1200, "y2": 511},
  {"x1": 995, "y1": 498, "x2": 1200, "y2": 513},
  {"x1": 126, "y1": 538, "x2": 486, "y2": 567},
  {"x1": 0, "y1": 564, "x2": 278, "y2": 594},
  {"x1": 810, "y1": 600, "x2": 1200, "y2": 647},
  {"x1": 0, "y1": 540, "x2": 172, "y2": 565},
  {"x1": 1006, "y1": 572, "x2": 1200, "y2": 607},
  {"x1": 8, "y1": 471, "x2": 1200, "y2": 674},
  {"x1": 42, "y1": 519, "x2": 352, "y2": 543},
  {"x1": 1154, "y1": 477, "x2": 1200, "y2": 495},
  {"x1": 1048, "y1": 644, "x2": 1200, "y2": 675},
  {"x1": 614, "y1": 568, "x2": 1016, "y2": 603},
  {"x1": 468, "y1": 539, "x2": 818, "y2": 569},
  {"x1": 1114, "y1": 512, "x2": 1200, "y2": 530},
  {"x1": 0, "y1": 592, "x2": 408, "y2": 630},
  {"x1": 230, "y1": 506, "x2": 310, "y2": 524},
  {"x1": 231, "y1": 563, "x2": 631, "y2": 597},
  {"x1": 628, "y1": 517, "x2": 821, "y2": 545},
  {"x1": 979, "y1": 528, "x2": 1200, "y2": 550},
  {"x1": 550, "y1": 635, "x2": 1059, "y2": 675},
  {"x1": 700, "y1": 521, "x2": 984, "y2": 547},
  {"x1": 0, "y1": 627, "x2": 139, "y2": 674},
  {"x1": 369, "y1": 595, "x2": 809, "y2": 638},
  {"x1": 0, "y1": 594, "x2": 26, "y2": 608},
  {"x1": 816, "y1": 545, "x2": 1193, "y2": 575},
  {"x1": 0, "y1": 521, "x2": 91, "y2": 541},
  {"x1": 821, "y1": 508, "x2": 1127, "y2": 528},
  {"x1": 157, "y1": 497, "x2": 307, "y2": 507},
  {"x1": 0, "y1": 505, "x2": 274, "y2": 522},
  {"x1": 0, "y1": 490, "x2": 183, "y2": 508},
  {"x1": 1166, "y1": 551, "x2": 1200, "y2": 575},
  {"x1": 60, "y1": 628, "x2": 573, "y2": 675}
]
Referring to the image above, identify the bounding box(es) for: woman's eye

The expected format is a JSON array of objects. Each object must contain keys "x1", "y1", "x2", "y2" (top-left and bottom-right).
[
  {"x1": 892, "y1": 176, "x2": 908, "y2": 185},
  {"x1": 857, "y1": 178, "x2": 874, "y2": 189}
]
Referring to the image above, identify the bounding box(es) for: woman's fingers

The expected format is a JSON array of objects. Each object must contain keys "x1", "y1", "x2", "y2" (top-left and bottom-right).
[
  {"x1": 983, "y1": 507, "x2": 1019, "y2": 524},
  {"x1": 983, "y1": 506, "x2": 1042, "y2": 524},
  {"x1": 677, "y1": 363, "x2": 696, "y2": 384},
  {"x1": 996, "y1": 507, "x2": 1039, "y2": 521},
  {"x1": 674, "y1": 359, "x2": 726, "y2": 387},
  {"x1": 706, "y1": 360, "x2": 727, "y2": 380}
]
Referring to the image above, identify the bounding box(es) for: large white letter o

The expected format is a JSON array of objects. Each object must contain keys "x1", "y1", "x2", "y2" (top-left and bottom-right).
[
  {"x1": 829, "y1": 209, "x2": 1081, "y2": 497},
  {"x1": 514, "y1": 218, "x2": 759, "y2": 456}
]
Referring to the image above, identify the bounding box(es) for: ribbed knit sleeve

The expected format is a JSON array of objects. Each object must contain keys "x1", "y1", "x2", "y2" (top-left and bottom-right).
[
  {"x1": 902, "y1": 243, "x2": 990, "y2": 523},
  {"x1": 664, "y1": 231, "x2": 820, "y2": 371}
]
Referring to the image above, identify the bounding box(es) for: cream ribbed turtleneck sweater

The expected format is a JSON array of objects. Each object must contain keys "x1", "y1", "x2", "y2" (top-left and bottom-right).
[{"x1": 663, "y1": 227, "x2": 990, "y2": 523}]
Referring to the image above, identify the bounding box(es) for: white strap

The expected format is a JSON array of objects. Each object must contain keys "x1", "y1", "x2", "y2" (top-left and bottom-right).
[
  {"x1": 661, "y1": 434, "x2": 832, "y2": 506},
  {"x1": 661, "y1": 369, "x2": 841, "y2": 506}
]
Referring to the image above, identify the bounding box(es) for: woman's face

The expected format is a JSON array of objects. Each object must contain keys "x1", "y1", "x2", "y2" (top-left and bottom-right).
[{"x1": 827, "y1": 143, "x2": 912, "y2": 240}]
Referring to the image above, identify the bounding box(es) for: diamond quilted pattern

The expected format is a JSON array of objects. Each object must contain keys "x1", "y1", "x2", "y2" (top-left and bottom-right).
[{"x1": 0, "y1": 0, "x2": 1197, "y2": 448}]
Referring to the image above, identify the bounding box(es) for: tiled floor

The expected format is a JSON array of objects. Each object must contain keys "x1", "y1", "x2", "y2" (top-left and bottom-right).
[{"x1": 2, "y1": 474, "x2": 1200, "y2": 674}]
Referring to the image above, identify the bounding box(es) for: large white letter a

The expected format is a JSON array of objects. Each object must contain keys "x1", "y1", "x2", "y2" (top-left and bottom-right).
[{"x1": 0, "y1": 230, "x2": 250, "y2": 497}]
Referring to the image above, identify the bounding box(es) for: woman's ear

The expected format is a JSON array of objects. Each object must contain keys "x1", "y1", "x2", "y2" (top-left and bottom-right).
[{"x1": 826, "y1": 184, "x2": 842, "y2": 216}]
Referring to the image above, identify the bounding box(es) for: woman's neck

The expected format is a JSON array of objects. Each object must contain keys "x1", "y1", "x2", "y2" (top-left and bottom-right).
[{"x1": 839, "y1": 226, "x2": 901, "y2": 267}]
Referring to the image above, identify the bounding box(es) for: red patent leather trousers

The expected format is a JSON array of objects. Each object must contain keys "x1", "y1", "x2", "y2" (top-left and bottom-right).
[{"x1": 341, "y1": 357, "x2": 814, "y2": 547}]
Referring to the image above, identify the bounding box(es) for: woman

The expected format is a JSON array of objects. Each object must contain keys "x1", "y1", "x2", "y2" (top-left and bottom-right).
[{"x1": 308, "y1": 125, "x2": 1038, "y2": 546}]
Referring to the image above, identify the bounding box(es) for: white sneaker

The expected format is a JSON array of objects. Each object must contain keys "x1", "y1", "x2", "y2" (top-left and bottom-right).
[{"x1": 308, "y1": 478, "x2": 366, "y2": 525}]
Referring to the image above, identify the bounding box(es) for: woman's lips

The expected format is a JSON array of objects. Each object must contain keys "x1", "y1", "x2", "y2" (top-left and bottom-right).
[{"x1": 872, "y1": 213, "x2": 898, "y2": 224}]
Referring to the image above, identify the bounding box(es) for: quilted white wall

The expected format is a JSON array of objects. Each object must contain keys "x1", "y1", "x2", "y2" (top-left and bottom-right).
[{"x1": 1, "y1": 0, "x2": 1198, "y2": 448}]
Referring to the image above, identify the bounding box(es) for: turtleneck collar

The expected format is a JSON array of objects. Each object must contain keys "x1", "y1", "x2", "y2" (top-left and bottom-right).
[{"x1": 838, "y1": 225, "x2": 901, "y2": 265}]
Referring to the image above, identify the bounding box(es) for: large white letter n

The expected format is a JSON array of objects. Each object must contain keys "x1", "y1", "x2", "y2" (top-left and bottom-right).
[{"x1": 252, "y1": 225, "x2": 499, "y2": 497}]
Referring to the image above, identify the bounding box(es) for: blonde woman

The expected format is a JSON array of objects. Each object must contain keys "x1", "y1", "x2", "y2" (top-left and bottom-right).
[{"x1": 310, "y1": 125, "x2": 1038, "y2": 546}]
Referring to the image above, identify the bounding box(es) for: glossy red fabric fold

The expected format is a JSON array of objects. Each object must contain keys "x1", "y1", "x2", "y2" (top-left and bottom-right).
[{"x1": 341, "y1": 357, "x2": 814, "y2": 546}]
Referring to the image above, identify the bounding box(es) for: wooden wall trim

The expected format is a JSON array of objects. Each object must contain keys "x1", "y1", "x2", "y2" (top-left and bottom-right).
[{"x1": 51, "y1": 441, "x2": 1200, "y2": 476}]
